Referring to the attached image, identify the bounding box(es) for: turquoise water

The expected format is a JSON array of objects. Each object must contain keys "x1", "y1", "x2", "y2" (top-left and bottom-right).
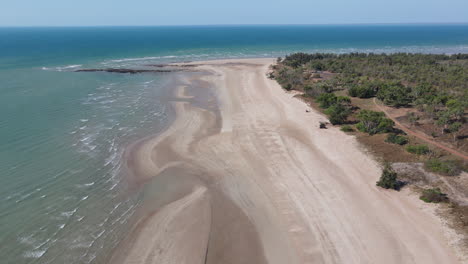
[{"x1": 1, "y1": 25, "x2": 468, "y2": 263}]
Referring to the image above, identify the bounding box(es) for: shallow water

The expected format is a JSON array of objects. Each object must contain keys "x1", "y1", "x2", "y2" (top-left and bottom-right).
[{"x1": 0, "y1": 25, "x2": 467, "y2": 263}]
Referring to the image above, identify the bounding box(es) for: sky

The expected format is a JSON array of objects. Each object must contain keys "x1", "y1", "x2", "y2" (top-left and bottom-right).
[{"x1": 1, "y1": 0, "x2": 468, "y2": 26}]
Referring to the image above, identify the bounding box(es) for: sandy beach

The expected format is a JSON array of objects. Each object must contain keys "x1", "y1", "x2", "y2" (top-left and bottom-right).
[{"x1": 114, "y1": 58, "x2": 461, "y2": 264}]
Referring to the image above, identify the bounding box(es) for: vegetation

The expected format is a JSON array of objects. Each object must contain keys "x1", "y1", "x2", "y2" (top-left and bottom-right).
[
  {"x1": 425, "y1": 158, "x2": 461, "y2": 176},
  {"x1": 340, "y1": 125, "x2": 354, "y2": 132},
  {"x1": 276, "y1": 53, "x2": 467, "y2": 141},
  {"x1": 282, "y1": 53, "x2": 468, "y2": 95},
  {"x1": 420, "y1": 188, "x2": 449, "y2": 203},
  {"x1": 405, "y1": 144, "x2": 430, "y2": 155},
  {"x1": 325, "y1": 103, "x2": 352, "y2": 125},
  {"x1": 346, "y1": 79, "x2": 383, "y2": 98},
  {"x1": 385, "y1": 133, "x2": 409, "y2": 145},
  {"x1": 376, "y1": 164, "x2": 401, "y2": 190},
  {"x1": 315, "y1": 93, "x2": 352, "y2": 125},
  {"x1": 356, "y1": 110, "x2": 394, "y2": 135},
  {"x1": 316, "y1": 93, "x2": 339, "y2": 109},
  {"x1": 376, "y1": 82, "x2": 413, "y2": 107}
]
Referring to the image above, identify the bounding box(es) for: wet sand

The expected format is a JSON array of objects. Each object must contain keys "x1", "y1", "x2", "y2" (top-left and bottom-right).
[{"x1": 114, "y1": 58, "x2": 461, "y2": 264}]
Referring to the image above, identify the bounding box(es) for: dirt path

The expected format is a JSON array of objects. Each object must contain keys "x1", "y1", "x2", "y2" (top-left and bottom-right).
[{"x1": 373, "y1": 98, "x2": 468, "y2": 160}]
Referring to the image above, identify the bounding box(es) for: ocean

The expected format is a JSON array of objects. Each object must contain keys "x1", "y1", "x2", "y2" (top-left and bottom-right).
[{"x1": 1, "y1": 24, "x2": 467, "y2": 264}]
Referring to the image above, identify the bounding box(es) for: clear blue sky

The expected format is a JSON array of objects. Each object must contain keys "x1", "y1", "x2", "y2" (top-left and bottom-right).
[{"x1": 2, "y1": 0, "x2": 468, "y2": 26}]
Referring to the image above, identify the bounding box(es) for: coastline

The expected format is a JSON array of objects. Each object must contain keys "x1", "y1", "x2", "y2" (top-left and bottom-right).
[{"x1": 114, "y1": 58, "x2": 462, "y2": 263}]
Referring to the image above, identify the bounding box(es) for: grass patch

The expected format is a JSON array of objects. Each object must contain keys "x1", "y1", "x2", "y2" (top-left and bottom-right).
[
  {"x1": 406, "y1": 144, "x2": 430, "y2": 155},
  {"x1": 425, "y1": 158, "x2": 462, "y2": 176},
  {"x1": 340, "y1": 125, "x2": 354, "y2": 132},
  {"x1": 420, "y1": 188, "x2": 449, "y2": 203},
  {"x1": 385, "y1": 133, "x2": 409, "y2": 145}
]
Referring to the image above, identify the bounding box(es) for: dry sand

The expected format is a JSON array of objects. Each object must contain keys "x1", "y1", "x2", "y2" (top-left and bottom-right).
[{"x1": 115, "y1": 58, "x2": 462, "y2": 264}]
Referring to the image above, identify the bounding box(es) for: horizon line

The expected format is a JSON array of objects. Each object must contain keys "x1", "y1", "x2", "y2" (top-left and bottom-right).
[{"x1": 1, "y1": 22, "x2": 468, "y2": 28}]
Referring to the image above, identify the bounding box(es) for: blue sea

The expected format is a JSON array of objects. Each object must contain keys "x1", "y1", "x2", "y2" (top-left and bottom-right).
[{"x1": 1, "y1": 24, "x2": 468, "y2": 264}]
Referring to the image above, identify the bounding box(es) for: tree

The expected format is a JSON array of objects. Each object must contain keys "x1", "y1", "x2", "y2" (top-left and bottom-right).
[
  {"x1": 445, "y1": 99, "x2": 465, "y2": 121},
  {"x1": 356, "y1": 110, "x2": 395, "y2": 135},
  {"x1": 376, "y1": 83, "x2": 413, "y2": 107},
  {"x1": 436, "y1": 110, "x2": 452, "y2": 134},
  {"x1": 325, "y1": 103, "x2": 351, "y2": 125},
  {"x1": 376, "y1": 164, "x2": 400, "y2": 190},
  {"x1": 316, "y1": 93, "x2": 337, "y2": 109},
  {"x1": 449, "y1": 122, "x2": 462, "y2": 142},
  {"x1": 347, "y1": 80, "x2": 380, "y2": 98}
]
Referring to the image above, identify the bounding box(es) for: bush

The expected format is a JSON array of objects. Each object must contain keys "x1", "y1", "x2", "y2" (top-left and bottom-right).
[
  {"x1": 376, "y1": 83, "x2": 413, "y2": 107},
  {"x1": 385, "y1": 133, "x2": 409, "y2": 145},
  {"x1": 376, "y1": 164, "x2": 400, "y2": 190},
  {"x1": 340, "y1": 125, "x2": 354, "y2": 132},
  {"x1": 405, "y1": 144, "x2": 430, "y2": 155},
  {"x1": 305, "y1": 82, "x2": 334, "y2": 97},
  {"x1": 356, "y1": 110, "x2": 395, "y2": 135},
  {"x1": 420, "y1": 188, "x2": 448, "y2": 203},
  {"x1": 325, "y1": 103, "x2": 351, "y2": 125},
  {"x1": 336, "y1": 96, "x2": 351, "y2": 105},
  {"x1": 347, "y1": 82, "x2": 378, "y2": 98},
  {"x1": 425, "y1": 158, "x2": 461, "y2": 176},
  {"x1": 316, "y1": 93, "x2": 337, "y2": 108},
  {"x1": 283, "y1": 83, "x2": 292, "y2": 91}
]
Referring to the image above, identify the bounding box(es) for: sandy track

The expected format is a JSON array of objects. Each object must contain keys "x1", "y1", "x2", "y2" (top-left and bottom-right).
[{"x1": 118, "y1": 58, "x2": 461, "y2": 264}]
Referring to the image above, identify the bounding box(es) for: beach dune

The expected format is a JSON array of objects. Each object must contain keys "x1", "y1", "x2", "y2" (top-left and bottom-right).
[{"x1": 115, "y1": 58, "x2": 460, "y2": 264}]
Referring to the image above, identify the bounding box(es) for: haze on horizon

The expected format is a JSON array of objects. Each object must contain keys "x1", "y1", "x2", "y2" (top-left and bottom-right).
[{"x1": 1, "y1": 0, "x2": 468, "y2": 27}]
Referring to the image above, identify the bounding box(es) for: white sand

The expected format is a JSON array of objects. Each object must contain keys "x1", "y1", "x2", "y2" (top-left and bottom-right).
[{"x1": 117, "y1": 58, "x2": 461, "y2": 264}]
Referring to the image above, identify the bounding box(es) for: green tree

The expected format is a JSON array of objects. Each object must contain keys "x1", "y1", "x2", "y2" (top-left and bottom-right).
[
  {"x1": 325, "y1": 103, "x2": 351, "y2": 125},
  {"x1": 446, "y1": 99, "x2": 465, "y2": 121},
  {"x1": 356, "y1": 110, "x2": 395, "y2": 135},
  {"x1": 449, "y1": 122, "x2": 462, "y2": 142},
  {"x1": 436, "y1": 110, "x2": 452, "y2": 134},
  {"x1": 316, "y1": 93, "x2": 337, "y2": 109},
  {"x1": 376, "y1": 83, "x2": 413, "y2": 107},
  {"x1": 376, "y1": 164, "x2": 400, "y2": 190}
]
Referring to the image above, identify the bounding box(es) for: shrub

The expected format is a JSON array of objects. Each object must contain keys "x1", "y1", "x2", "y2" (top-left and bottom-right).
[
  {"x1": 325, "y1": 103, "x2": 351, "y2": 125},
  {"x1": 420, "y1": 188, "x2": 448, "y2": 203},
  {"x1": 347, "y1": 81, "x2": 379, "y2": 98},
  {"x1": 348, "y1": 86, "x2": 375, "y2": 98},
  {"x1": 405, "y1": 144, "x2": 430, "y2": 155},
  {"x1": 376, "y1": 83, "x2": 413, "y2": 107},
  {"x1": 336, "y1": 96, "x2": 351, "y2": 105},
  {"x1": 425, "y1": 158, "x2": 461, "y2": 176},
  {"x1": 356, "y1": 110, "x2": 395, "y2": 135},
  {"x1": 340, "y1": 125, "x2": 354, "y2": 132},
  {"x1": 316, "y1": 93, "x2": 337, "y2": 109},
  {"x1": 385, "y1": 133, "x2": 409, "y2": 145},
  {"x1": 376, "y1": 164, "x2": 400, "y2": 190},
  {"x1": 283, "y1": 83, "x2": 292, "y2": 91},
  {"x1": 305, "y1": 82, "x2": 333, "y2": 97}
]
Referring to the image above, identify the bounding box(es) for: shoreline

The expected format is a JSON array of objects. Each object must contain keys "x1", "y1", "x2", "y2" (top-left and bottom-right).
[{"x1": 114, "y1": 58, "x2": 462, "y2": 263}]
